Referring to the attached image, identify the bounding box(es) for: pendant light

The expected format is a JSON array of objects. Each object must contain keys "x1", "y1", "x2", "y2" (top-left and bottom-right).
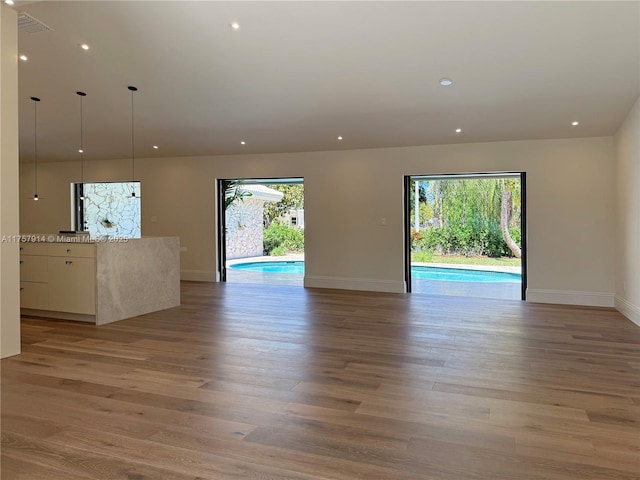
[
  {"x1": 128, "y1": 85, "x2": 139, "y2": 198},
  {"x1": 77, "y1": 91, "x2": 86, "y2": 199},
  {"x1": 30, "y1": 96, "x2": 41, "y2": 201}
]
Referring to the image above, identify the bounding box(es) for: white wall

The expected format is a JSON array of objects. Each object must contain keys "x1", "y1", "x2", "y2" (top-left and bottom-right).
[
  {"x1": 1, "y1": 6, "x2": 21, "y2": 358},
  {"x1": 20, "y1": 136, "x2": 617, "y2": 307},
  {"x1": 614, "y1": 96, "x2": 640, "y2": 325}
]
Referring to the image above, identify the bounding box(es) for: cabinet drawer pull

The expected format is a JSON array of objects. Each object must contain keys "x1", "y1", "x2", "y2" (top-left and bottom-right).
[
  {"x1": 20, "y1": 260, "x2": 24, "y2": 264},
  {"x1": 66, "y1": 260, "x2": 73, "y2": 265},
  {"x1": 66, "y1": 249, "x2": 72, "y2": 253},
  {"x1": 20, "y1": 287, "x2": 24, "y2": 291}
]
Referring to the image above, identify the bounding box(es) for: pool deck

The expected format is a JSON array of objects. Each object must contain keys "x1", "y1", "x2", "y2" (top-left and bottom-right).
[{"x1": 226, "y1": 255, "x2": 522, "y2": 300}]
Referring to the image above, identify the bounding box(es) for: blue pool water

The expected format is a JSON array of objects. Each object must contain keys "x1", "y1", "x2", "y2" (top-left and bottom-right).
[
  {"x1": 231, "y1": 261, "x2": 305, "y2": 274},
  {"x1": 412, "y1": 266, "x2": 520, "y2": 283},
  {"x1": 229, "y1": 261, "x2": 521, "y2": 283}
]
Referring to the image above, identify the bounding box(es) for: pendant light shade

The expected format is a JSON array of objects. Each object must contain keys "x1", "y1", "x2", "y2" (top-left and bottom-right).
[
  {"x1": 30, "y1": 96, "x2": 41, "y2": 201},
  {"x1": 128, "y1": 85, "x2": 139, "y2": 198},
  {"x1": 77, "y1": 91, "x2": 87, "y2": 199}
]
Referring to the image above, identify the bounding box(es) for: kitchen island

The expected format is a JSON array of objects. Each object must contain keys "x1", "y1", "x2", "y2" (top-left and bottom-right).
[{"x1": 20, "y1": 236, "x2": 180, "y2": 325}]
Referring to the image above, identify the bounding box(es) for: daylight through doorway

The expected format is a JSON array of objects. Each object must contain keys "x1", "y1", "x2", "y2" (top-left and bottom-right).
[
  {"x1": 405, "y1": 173, "x2": 526, "y2": 300},
  {"x1": 217, "y1": 178, "x2": 304, "y2": 286}
]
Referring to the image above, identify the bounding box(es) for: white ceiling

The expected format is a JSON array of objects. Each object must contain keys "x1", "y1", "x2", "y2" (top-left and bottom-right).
[{"x1": 13, "y1": 1, "x2": 640, "y2": 163}]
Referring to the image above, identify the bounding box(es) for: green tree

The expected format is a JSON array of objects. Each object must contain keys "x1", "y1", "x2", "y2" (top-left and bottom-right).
[
  {"x1": 409, "y1": 180, "x2": 428, "y2": 228},
  {"x1": 409, "y1": 180, "x2": 428, "y2": 205},
  {"x1": 263, "y1": 221, "x2": 304, "y2": 255},
  {"x1": 263, "y1": 184, "x2": 304, "y2": 227},
  {"x1": 419, "y1": 177, "x2": 521, "y2": 257}
]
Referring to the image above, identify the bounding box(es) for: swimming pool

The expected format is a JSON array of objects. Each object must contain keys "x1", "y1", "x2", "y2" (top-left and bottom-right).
[
  {"x1": 229, "y1": 261, "x2": 521, "y2": 283},
  {"x1": 231, "y1": 261, "x2": 305, "y2": 274},
  {"x1": 412, "y1": 266, "x2": 520, "y2": 283}
]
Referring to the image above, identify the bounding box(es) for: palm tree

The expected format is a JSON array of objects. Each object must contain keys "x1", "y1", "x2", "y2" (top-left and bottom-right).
[{"x1": 223, "y1": 180, "x2": 250, "y2": 210}]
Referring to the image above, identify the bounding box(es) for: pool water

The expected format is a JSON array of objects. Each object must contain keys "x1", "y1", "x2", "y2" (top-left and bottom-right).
[
  {"x1": 412, "y1": 266, "x2": 520, "y2": 283},
  {"x1": 232, "y1": 261, "x2": 305, "y2": 274},
  {"x1": 229, "y1": 261, "x2": 520, "y2": 283}
]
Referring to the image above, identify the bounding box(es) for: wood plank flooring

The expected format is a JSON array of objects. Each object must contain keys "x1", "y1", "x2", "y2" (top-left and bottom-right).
[{"x1": 2, "y1": 282, "x2": 639, "y2": 479}]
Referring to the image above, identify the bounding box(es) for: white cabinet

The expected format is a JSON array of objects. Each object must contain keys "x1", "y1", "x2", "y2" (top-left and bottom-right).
[
  {"x1": 20, "y1": 281, "x2": 48, "y2": 310},
  {"x1": 19, "y1": 237, "x2": 180, "y2": 325},
  {"x1": 20, "y1": 255, "x2": 48, "y2": 283},
  {"x1": 47, "y1": 256, "x2": 96, "y2": 314},
  {"x1": 20, "y1": 251, "x2": 49, "y2": 309},
  {"x1": 20, "y1": 243, "x2": 96, "y2": 317},
  {"x1": 49, "y1": 243, "x2": 95, "y2": 258}
]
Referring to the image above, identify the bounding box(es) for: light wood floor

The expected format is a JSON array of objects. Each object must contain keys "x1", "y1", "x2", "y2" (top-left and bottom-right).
[{"x1": 2, "y1": 282, "x2": 639, "y2": 479}]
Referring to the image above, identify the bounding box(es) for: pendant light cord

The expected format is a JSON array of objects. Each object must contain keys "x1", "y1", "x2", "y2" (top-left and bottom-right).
[
  {"x1": 30, "y1": 96, "x2": 41, "y2": 199},
  {"x1": 128, "y1": 86, "x2": 138, "y2": 197},
  {"x1": 34, "y1": 100, "x2": 38, "y2": 195},
  {"x1": 79, "y1": 92, "x2": 85, "y2": 183},
  {"x1": 131, "y1": 89, "x2": 135, "y2": 182}
]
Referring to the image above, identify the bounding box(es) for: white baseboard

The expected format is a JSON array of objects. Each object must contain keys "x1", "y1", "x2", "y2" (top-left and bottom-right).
[
  {"x1": 181, "y1": 270, "x2": 216, "y2": 282},
  {"x1": 614, "y1": 296, "x2": 640, "y2": 327},
  {"x1": 304, "y1": 275, "x2": 406, "y2": 293},
  {"x1": 527, "y1": 289, "x2": 614, "y2": 308}
]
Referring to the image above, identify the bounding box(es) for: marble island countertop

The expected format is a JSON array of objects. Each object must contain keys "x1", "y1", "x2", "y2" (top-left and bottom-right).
[{"x1": 19, "y1": 235, "x2": 181, "y2": 325}]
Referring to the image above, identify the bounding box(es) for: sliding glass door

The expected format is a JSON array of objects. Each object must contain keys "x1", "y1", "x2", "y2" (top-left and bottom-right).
[{"x1": 404, "y1": 172, "x2": 527, "y2": 300}]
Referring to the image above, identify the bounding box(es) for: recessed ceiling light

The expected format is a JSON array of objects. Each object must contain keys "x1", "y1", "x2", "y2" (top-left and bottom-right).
[
  {"x1": 231, "y1": 22, "x2": 240, "y2": 30},
  {"x1": 571, "y1": 121, "x2": 580, "y2": 126},
  {"x1": 80, "y1": 44, "x2": 90, "y2": 51},
  {"x1": 5, "y1": 0, "x2": 15, "y2": 6},
  {"x1": 153, "y1": 145, "x2": 159, "y2": 149},
  {"x1": 19, "y1": 54, "x2": 28, "y2": 61},
  {"x1": 440, "y1": 78, "x2": 453, "y2": 86},
  {"x1": 78, "y1": 149, "x2": 83, "y2": 153},
  {"x1": 240, "y1": 141, "x2": 246, "y2": 145},
  {"x1": 337, "y1": 136, "x2": 343, "y2": 141},
  {"x1": 455, "y1": 128, "x2": 462, "y2": 133}
]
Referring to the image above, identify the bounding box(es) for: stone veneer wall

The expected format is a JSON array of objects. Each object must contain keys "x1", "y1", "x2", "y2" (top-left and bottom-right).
[
  {"x1": 226, "y1": 198, "x2": 265, "y2": 259},
  {"x1": 82, "y1": 182, "x2": 141, "y2": 238}
]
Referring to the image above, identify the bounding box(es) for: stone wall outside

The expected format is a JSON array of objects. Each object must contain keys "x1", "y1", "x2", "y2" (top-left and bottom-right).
[{"x1": 225, "y1": 198, "x2": 265, "y2": 259}]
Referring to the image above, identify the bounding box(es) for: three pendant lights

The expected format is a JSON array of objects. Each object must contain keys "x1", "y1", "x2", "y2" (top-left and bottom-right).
[{"x1": 30, "y1": 86, "x2": 140, "y2": 201}]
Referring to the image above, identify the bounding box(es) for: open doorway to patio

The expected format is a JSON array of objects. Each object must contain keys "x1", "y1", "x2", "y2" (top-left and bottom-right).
[
  {"x1": 217, "y1": 178, "x2": 304, "y2": 286},
  {"x1": 404, "y1": 173, "x2": 526, "y2": 300}
]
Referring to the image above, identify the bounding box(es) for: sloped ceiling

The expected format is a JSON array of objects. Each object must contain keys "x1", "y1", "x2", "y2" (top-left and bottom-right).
[{"x1": 13, "y1": 1, "x2": 640, "y2": 162}]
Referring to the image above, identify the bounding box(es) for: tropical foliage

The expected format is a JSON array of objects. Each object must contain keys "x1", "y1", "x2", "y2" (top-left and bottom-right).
[
  {"x1": 223, "y1": 180, "x2": 251, "y2": 210},
  {"x1": 262, "y1": 183, "x2": 305, "y2": 255},
  {"x1": 411, "y1": 178, "x2": 521, "y2": 258},
  {"x1": 263, "y1": 221, "x2": 304, "y2": 255},
  {"x1": 263, "y1": 184, "x2": 304, "y2": 227}
]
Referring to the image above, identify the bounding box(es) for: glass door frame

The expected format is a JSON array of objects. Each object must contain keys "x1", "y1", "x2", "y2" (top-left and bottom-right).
[
  {"x1": 403, "y1": 172, "x2": 527, "y2": 300},
  {"x1": 216, "y1": 177, "x2": 304, "y2": 283}
]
